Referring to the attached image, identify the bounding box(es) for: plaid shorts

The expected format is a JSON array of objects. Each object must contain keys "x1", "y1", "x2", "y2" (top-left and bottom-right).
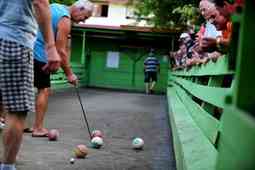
[{"x1": 0, "y1": 39, "x2": 35, "y2": 113}]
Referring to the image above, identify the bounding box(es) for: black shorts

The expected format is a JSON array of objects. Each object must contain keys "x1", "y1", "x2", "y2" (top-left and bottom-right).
[
  {"x1": 144, "y1": 71, "x2": 157, "y2": 83},
  {"x1": 34, "y1": 59, "x2": 51, "y2": 89}
]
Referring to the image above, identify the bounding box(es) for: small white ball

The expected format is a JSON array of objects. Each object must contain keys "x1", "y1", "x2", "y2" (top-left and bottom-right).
[
  {"x1": 69, "y1": 157, "x2": 75, "y2": 164},
  {"x1": 132, "y1": 137, "x2": 144, "y2": 149}
]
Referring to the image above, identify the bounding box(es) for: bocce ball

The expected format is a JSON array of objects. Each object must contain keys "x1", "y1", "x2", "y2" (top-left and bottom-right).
[
  {"x1": 91, "y1": 130, "x2": 103, "y2": 138},
  {"x1": 48, "y1": 129, "x2": 60, "y2": 141},
  {"x1": 91, "y1": 136, "x2": 103, "y2": 149},
  {"x1": 132, "y1": 137, "x2": 144, "y2": 150},
  {"x1": 73, "y1": 144, "x2": 88, "y2": 158}
]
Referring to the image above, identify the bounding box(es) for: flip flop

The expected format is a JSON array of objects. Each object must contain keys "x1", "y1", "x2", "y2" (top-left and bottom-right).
[
  {"x1": 32, "y1": 132, "x2": 48, "y2": 137},
  {"x1": 23, "y1": 128, "x2": 33, "y2": 133}
]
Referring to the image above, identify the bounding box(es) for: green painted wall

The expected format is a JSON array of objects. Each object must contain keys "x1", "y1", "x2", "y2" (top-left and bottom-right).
[
  {"x1": 54, "y1": 28, "x2": 172, "y2": 93},
  {"x1": 85, "y1": 37, "x2": 169, "y2": 93}
]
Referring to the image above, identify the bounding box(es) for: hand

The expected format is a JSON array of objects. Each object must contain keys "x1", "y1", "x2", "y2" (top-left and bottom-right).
[
  {"x1": 43, "y1": 46, "x2": 61, "y2": 73},
  {"x1": 200, "y1": 58, "x2": 209, "y2": 64},
  {"x1": 200, "y1": 37, "x2": 217, "y2": 50},
  {"x1": 67, "y1": 73, "x2": 78, "y2": 86},
  {"x1": 208, "y1": 51, "x2": 221, "y2": 62},
  {"x1": 169, "y1": 52, "x2": 175, "y2": 58}
]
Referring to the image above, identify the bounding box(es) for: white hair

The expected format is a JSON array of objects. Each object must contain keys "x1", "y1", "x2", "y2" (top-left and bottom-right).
[
  {"x1": 74, "y1": 0, "x2": 94, "y2": 13},
  {"x1": 199, "y1": 0, "x2": 216, "y2": 12}
]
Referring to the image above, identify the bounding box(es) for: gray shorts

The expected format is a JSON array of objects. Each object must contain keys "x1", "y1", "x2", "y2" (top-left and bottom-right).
[{"x1": 0, "y1": 39, "x2": 35, "y2": 113}]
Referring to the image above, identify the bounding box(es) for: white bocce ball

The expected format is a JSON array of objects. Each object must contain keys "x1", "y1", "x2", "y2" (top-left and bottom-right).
[
  {"x1": 91, "y1": 136, "x2": 103, "y2": 149},
  {"x1": 132, "y1": 137, "x2": 144, "y2": 150}
]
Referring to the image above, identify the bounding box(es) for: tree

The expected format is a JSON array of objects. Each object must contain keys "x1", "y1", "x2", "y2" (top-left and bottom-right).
[
  {"x1": 133, "y1": 0, "x2": 200, "y2": 28},
  {"x1": 50, "y1": 0, "x2": 76, "y2": 5}
]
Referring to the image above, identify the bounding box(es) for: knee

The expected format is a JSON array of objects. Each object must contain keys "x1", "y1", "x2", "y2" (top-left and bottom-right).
[
  {"x1": 39, "y1": 88, "x2": 51, "y2": 96},
  {"x1": 5, "y1": 112, "x2": 27, "y2": 128}
]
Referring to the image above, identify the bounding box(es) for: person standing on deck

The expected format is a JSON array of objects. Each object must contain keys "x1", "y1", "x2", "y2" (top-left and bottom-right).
[
  {"x1": 30, "y1": 0, "x2": 94, "y2": 137},
  {"x1": 144, "y1": 49, "x2": 160, "y2": 94},
  {"x1": 0, "y1": 0, "x2": 61, "y2": 169}
]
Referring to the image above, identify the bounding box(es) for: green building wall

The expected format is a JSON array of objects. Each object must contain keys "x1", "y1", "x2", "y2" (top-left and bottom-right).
[{"x1": 51, "y1": 27, "x2": 172, "y2": 93}]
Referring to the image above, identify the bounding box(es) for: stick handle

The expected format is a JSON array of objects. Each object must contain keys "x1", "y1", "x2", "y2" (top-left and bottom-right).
[{"x1": 74, "y1": 86, "x2": 92, "y2": 139}]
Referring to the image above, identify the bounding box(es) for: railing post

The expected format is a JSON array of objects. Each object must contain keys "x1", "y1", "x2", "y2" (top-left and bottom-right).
[
  {"x1": 216, "y1": 1, "x2": 255, "y2": 170},
  {"x1": 233, "y1": 0, "x2": 255, "y2": 114}
]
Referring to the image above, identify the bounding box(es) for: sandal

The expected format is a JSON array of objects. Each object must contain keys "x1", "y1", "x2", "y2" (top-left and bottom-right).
[
  {"x1": 32, "y1": 128, "x2": 49, "y2": 137},
  {"x1": 32, "y1": 132, "x2": 48, "y2": 137},
  {"x1": 23, "y1": 128, "x2": 33, "y2": 133}
]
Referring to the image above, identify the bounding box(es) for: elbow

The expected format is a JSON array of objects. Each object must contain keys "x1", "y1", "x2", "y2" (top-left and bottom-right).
[
  {"x1": 32, "y1": 0, "x2": 50, "y2": 23},
  {"x1": 33, "y1": 0, "x2": 49, "y2": 9}
]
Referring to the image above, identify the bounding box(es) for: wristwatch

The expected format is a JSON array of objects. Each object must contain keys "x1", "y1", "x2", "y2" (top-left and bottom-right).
[{"x1": 216, "y1": 37, "x2": 222, "y2": 49}]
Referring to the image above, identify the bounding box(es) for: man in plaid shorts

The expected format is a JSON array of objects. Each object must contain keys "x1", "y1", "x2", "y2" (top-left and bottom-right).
[{"x1": 0, "y1": 0, "x2": 61, "y2": 170}]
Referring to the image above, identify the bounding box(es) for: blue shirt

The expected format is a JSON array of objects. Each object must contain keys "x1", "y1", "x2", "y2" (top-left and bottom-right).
[
  {"x1": 34, "y1": 3, "x2": 70, "y2": 63},
  {"x1": 144, "y1": 54, "x2": 160, "y2": 72},
  {"x1": 0, "y1": 0, "x2": 38, "y2": 49},
  {"x1": 204, "y1": 22, "x2": 222, "y2": 38}
]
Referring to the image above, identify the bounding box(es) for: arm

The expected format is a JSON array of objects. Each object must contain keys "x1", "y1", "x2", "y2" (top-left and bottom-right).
[
  {"x1": 201, "y1": 23, "x2": 232, "y2": 52},
  {"x1": 56, "y1": 17, "x2": 78, "y2": 85},
  {"x1": 33, "y1": 0, "x2": 61, "y2": 72},
  {"x1": 157, "y1": 59, "x2": 160, "y2": 73},
  {"x1": 143, "y1": 59, "x2": 146, "y2": 72}
]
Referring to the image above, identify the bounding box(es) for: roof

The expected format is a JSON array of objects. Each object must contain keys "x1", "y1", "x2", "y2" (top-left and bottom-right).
[{"x1": 74, "y1": 23, "x2": 181, "y2": 34}]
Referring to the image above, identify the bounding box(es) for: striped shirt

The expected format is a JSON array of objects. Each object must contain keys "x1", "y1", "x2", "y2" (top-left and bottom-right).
[{"x1": 144, "y1": 56, "x2": 160, "y2": 72}]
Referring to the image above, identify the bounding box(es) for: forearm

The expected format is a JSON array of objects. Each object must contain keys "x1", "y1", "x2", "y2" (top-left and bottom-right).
[
  {"x1": 59, "y1": 49, "x2": 73, "y2": 76},
  {"x1": 221, "y1": 38, "x2": 230, "y2": 48},
  {"x1": 33, "y1": 0, "x2": 55, "y2": 47},
  {"x1": 216, "y1": 36, "x2": 230, "y2": 52}
]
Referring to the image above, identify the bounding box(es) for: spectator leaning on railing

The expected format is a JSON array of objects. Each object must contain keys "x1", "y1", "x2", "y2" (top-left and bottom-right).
[
  {"x1": 169, "y1": 0, "x2": 234, "y2": 70},
  {"x1": 188, "y1": 0, "x2": 222, "y2": 65},
  {"x1": 169, "y1": 33, "x2": 189, "y2": 70},
  {"x1": 200, "y1": 0, "x2": 233, "y2": 57}
]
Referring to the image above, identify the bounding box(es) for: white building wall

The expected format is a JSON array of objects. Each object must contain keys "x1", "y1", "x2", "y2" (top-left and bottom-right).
[{"x1": 83, "y1": 4, "x2": 148, "y2": 27}]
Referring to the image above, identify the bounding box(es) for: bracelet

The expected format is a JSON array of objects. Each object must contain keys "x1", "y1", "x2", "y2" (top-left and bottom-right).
[{"x1": 46, "y1": 43, "x2": 55, "y2": 50}]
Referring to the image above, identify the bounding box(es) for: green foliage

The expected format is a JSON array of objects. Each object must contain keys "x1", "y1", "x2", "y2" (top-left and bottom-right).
[
  {"x1": 50, "y1": 0, "x2": 76, "y2": 5},
  {"x1": 172, "y1": 4, "x2": 199, "y2": 25},
  {"x1": 133, "y1": 0, "x2": 200, "y2": 28}
]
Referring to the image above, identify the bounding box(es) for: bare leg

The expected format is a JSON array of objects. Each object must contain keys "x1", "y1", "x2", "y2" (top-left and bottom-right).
[
  {"x1": 150, "y1": 81, "x2": 156, "y2": 91},
  {"x1": 145, "y1": 83, "x2": 150, "y2": 94},
  {"x1": 32, "y1": 88, "x2": 50, "y2": 135},
  {"x1": 2, "y1": 113, "x2": 26, "y2": 164}
]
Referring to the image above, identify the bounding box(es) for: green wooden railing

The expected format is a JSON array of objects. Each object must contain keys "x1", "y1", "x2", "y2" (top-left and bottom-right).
[
  {"x1": 167, "y1": 1, "x2": 255, "y2": 170},
  {"x1": 168, "y1": 57, "x2": 232, "y2": 170}
]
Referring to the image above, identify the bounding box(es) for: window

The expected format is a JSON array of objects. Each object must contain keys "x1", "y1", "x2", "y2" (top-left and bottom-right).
[
  {"x1": 94, "y1": 4, "x2": 109, "y2": 17},
  {"x1": 101, "y1": 5, "x2": 109, "y2": 17}
]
